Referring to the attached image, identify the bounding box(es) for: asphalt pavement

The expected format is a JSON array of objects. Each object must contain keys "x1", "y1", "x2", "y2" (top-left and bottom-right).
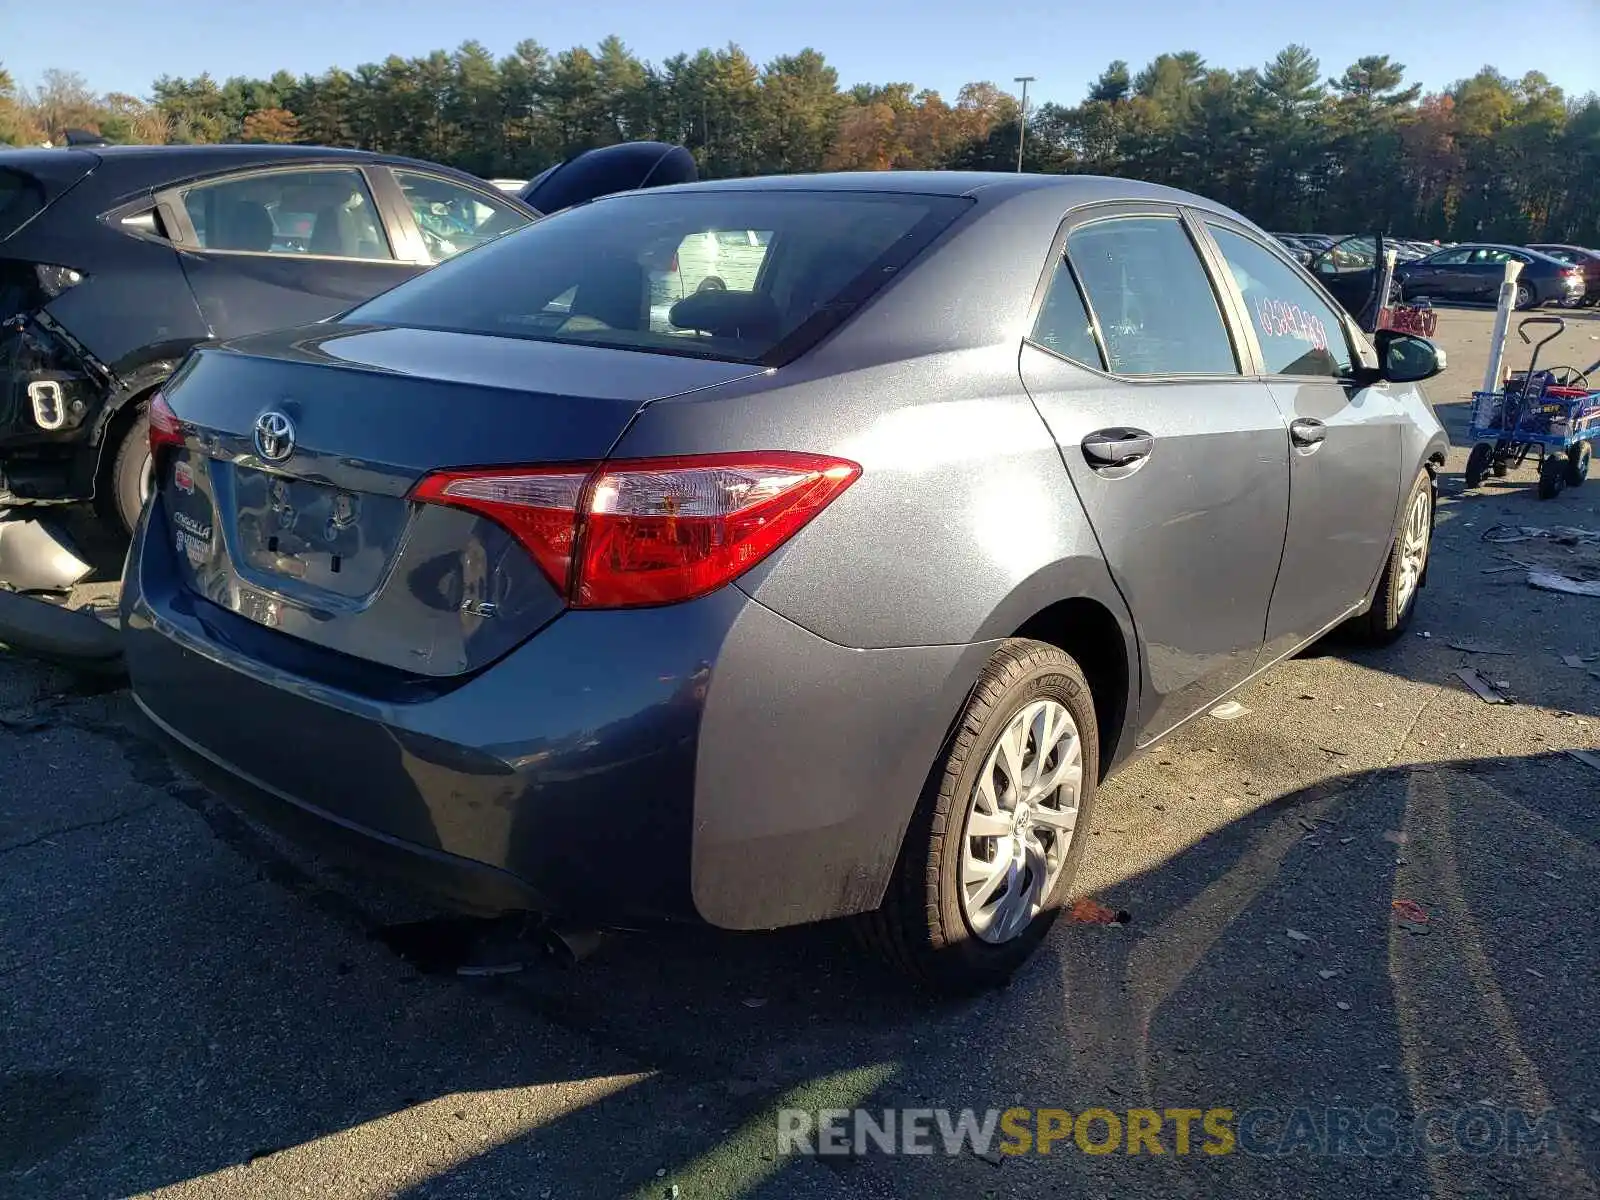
[{"x1": 2, "y1": 306, "x2": 1598, "y2": 1200}]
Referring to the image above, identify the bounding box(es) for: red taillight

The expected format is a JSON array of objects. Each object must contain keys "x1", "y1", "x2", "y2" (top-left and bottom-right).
[
  {"x1": 412, "y1": 452, "x2": 861, "y2": 609},
  {"x1": 148, "y1": 391, "x2": 184, "y2": 455},
  {"x1": 411, "y1": 467, "x2": 590, "y2": 591}
]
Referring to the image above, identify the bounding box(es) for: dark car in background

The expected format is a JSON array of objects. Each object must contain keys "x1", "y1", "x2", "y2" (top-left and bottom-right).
[
  {"x1": 0, "y1": 142, "x2": 680, "y2": 537},
  {"x1": 1393, "y1": 243, "x2": 1585, "y2": 310},
  {"x1": 123, "y1": 172, "x2": 1448, "y2": 992},
  {"x1": 1526, "y1": 244, "x2": 1600, "y2": 306}
]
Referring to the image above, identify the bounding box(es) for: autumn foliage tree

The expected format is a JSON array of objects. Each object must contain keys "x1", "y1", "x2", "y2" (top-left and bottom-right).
[
  {"x1": 240, "y1": 107, "x2": 300, "y2": 143},
  {"x1": 8, "y1": 42, "x2": 1598, "y2": 242}
]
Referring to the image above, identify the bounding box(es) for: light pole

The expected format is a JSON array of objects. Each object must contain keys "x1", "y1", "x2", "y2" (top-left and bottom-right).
[{"x1": 1014, "y1": 75, "x2": 1035, "y2": 172}]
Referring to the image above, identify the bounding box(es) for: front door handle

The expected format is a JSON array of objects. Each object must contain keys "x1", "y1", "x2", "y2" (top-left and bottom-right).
[
  {"x1": 1082, "y1": 428, "x2": 1155, "y2": 468},
  {"x1": 1289, "y1": 418, "x2": 1327, "y2": 448}
]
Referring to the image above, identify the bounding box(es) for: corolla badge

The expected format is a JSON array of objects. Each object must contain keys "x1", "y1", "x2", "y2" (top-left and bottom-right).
[{"x1": 254, "y1": 410, "x2": 296, "y2": 463}]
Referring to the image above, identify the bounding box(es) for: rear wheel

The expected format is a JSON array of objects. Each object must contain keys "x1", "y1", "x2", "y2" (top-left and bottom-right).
[
  {"x1": 857, "y1": 639, "x2": 1099, "y2": 993},
  {"x1": 1566, "y1": 441, "x2": 1591, "y2": 487},
  {"x1": 1358, "y1": 468, "x2": 1431, "y2": 643},
  {"x1": 103, "y1": 405, "x2": 153, "y2": 536},
  {"x1": 1514, "y1": 282, "x2": 1536, "y2": 310},
  {"x1": 1464, "y1": 443, "x2": 1492, "y2": 488},
  {"x1": 1539, "y1": 454, "x2": 1567, "y2": 499}
]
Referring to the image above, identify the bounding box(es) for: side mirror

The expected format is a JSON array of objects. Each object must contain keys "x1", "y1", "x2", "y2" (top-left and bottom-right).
[{"x1": 1374, "y1": 329, "x2": 1446, "y2": 383}]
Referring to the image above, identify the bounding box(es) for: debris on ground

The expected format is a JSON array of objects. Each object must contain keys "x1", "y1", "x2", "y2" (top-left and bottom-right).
[
  {"x1": 1529, "y1": 570, "x2": 1600, "y2": 598},
  {"x1": 1318, "y1": 968, "x2": 1341, "y2": 980},
  {"x1": 1068, "y1": 898, "x2": 1129, "y2": 925},
  {"x1": 1560, "y1": 654, "x2": 1595, "y2": 669},
  {"x1": 1209, "y1": 700, "x2": 1249, "y2": 721},
  {"x1": 741, "y1": 997, "x2": 768, "y2": 1009},
  {"x1": 1392, "y1": 899, "x2": 1431, "y2": 935},
  {"x1": 1382, "y1": 830, "x2": 1409, "y2": 845},
  {"x1": 1285, "y1": 929, "x2": 1313, "y2": 943},
  {"x1": 1335, "y1": 1001, "x2": 1352, "y2": 1011},
  {"x1": 0, "y1": 706, "x2": 55, "y2": 732},
  {"x1": 1483, "y1": 525, "x2": 1600, "y2": 546},
  {"x1": 1448, "y1": 640, "x2": 1514, "y2": 655},
  {"x1": 1455, "y1": 668, "x2": 1511, "y2": 704},
  {"x1": 1568, "y1": 749, "x2": 1600, "y2": 774}
]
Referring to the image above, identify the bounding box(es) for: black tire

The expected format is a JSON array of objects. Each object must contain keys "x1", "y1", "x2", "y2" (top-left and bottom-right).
[
  {"x1": 1538, "y1": 454, "x2": 1567, "y2": 499},
  {"x1": 1514, "y1": 282, "x2": 1536, "y2": 310},
  {"x1": 1464, "y1": 443, "x2": 1492, "y2": 488},
  {"x1": 856, "y1": 639, "x2": 1100, "y2": 994},
  {"x1": 1566, "y1": 441, "x2": 1591, "y2": 487},
  {"x1": 102, "y1": 405, "x2": 152, "y2": 536},
  {"x1": 696, "y1": 276, "x2": 727, "y2": 293},
  {"x1": 1358, "y1": 468, "x2": 1432, "y2": 643}
]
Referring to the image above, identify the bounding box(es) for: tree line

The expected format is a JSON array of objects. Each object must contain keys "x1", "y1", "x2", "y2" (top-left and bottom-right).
[{"x1": 3, "y1": 41, "x2": 1597, "y2": 243}]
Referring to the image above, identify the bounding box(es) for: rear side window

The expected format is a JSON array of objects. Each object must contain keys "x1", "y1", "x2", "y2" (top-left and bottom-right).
[
  {"x1": 1030, "y1": 258, "x2": 1104, "y2": 369},
  {"x1": 0, "y1": 169, "x2": 45, "y2": 241},
  {"x1": 1208, "y1": 225, "x2": 1353, "y2": 378},
  {"x1": 181, "y1": 168, "x2": 392, "y2": 260},
  {"x1": 1065, "y1": 216, "x2": 1238, "y2": 376},
  {"x1": 344, "y1": 190, "x2": 970, "y2": 366}
]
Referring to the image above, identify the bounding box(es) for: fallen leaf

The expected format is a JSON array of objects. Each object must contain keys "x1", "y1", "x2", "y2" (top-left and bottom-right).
[
  {"x1": 1392, "y1": 898, "x2": 1431, "y2": 935},
  {"x1": 1068, "y1": 898, "x2": 1125, "y2": 925}
]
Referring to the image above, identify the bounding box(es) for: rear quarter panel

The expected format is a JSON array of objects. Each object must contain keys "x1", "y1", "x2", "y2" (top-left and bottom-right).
[{"x1": 609, "y1": 187, "x2": 1144, "y2": 927}]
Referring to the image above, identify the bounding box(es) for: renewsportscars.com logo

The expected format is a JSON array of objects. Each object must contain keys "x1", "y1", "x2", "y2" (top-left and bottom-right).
[{"x1": 778, "y1": 1105, "x2": 1559, "y2": 1159}]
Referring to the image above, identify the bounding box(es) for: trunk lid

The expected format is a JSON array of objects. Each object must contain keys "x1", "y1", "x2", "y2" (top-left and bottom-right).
[{"x1": 157, "y1": 323, "x2": 762, "y2": 676}]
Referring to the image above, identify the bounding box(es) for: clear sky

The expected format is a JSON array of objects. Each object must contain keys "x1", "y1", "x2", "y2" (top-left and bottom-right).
[{"x1": 4, "y1": 0, "x2": 1598, "y2": 105}]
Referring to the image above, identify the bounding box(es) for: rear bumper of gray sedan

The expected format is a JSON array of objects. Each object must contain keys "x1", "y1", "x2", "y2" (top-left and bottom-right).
[{"x1": 123, "y1": 502, "x2": 988, "y2": 930}]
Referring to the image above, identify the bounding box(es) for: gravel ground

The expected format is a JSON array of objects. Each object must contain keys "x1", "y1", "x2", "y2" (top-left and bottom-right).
[{"x1": 2, "y1": 306, "x2": 1598, "y2": 1200}]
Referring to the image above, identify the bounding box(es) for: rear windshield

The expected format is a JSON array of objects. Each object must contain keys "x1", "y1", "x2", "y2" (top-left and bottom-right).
[
  {"x1": 343, "y1": 189, "x2": 970, "y2": 365},
  {"x1": 0, "y1": 169, "x2": 46, "y2": 241}
]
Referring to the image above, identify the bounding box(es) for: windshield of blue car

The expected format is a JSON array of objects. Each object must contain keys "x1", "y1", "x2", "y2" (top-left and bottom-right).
[{"x1": 343, "y1": 189, "x2": 970, "y2": 365}]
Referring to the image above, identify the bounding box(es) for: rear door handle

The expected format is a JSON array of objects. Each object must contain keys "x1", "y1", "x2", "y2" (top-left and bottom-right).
[
  {"x1": 1082, "y1": 428, "x2": 1155, "y2": 468},
  {"x1": 1289, "y1": 418, "x2": 1327, "y2": 448}
]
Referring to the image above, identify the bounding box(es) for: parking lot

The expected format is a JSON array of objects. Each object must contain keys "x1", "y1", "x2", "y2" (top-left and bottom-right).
[{"x1": 2, "y1": 305, "x2": 1599, "y2": 1200}]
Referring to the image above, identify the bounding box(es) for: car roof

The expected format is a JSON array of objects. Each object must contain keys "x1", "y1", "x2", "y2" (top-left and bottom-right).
[{"x1": 604, "y1": 170, "x2": 1253, "y2": 220}]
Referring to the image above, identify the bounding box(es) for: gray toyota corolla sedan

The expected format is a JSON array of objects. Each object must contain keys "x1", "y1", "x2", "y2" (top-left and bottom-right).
[{"x1": 121, "y1": 172, "x2": 1449, "y2": 992}]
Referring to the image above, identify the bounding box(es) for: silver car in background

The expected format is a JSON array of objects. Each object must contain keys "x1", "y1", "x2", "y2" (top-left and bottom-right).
[{"x1": 122, "y1": 173, "x2": 1449, "y2": 993}]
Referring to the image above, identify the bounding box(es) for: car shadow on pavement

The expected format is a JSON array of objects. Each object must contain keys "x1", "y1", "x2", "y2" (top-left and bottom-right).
[{"x1": 7, "y1": 736, "x2": 1596, "y2": 1199}]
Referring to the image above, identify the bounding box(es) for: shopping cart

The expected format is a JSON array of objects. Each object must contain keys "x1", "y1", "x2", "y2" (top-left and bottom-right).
[{"x1": 1465, "y1": 316, "x2": 1599, "y2": 499}]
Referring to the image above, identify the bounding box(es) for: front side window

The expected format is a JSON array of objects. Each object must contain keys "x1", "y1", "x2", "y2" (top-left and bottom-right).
[
  {"x1": 1064, "y1": 216, "x2": 1238, "y2": 376},
  {"x1": 1209, "y1": 225, "x2": 1353, "y2": 378},
  {"x1": 391, "y1": 170, "x2": 530, "y2": 264},
  {"x1": 1427, "y1": 248, "x2": 1472, "y2": 265},
  {"x1": 345, "y1": 190, "x2": 969, "y2": 365},
  {"x1": 182, "y1": 168, "x2": 391, "y2": 260}
]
